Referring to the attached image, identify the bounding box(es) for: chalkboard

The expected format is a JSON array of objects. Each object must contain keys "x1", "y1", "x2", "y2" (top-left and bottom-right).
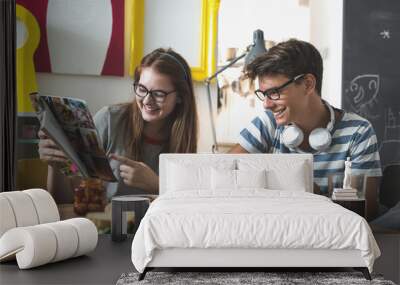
[{"x1": 342, "y1": 0, "x2": 400, "y2": 169}]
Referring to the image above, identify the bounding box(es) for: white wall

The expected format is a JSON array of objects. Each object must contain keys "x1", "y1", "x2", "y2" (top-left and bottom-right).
[
  {"x1": 37, "y1": 73, "x2": 131, "y2": 114},
  {"x1": 144, "y1": 0, "x2": 202, "y2": 67},
  {"x1": 218, "y1": 0, "x2": 310, "y2": 53},
  {"x1": 309, "y1": 0, "x2": 343, "y2": 109}
]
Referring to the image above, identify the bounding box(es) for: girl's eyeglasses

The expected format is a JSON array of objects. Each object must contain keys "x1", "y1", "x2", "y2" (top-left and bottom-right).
[{"x1": 133, "y1": 83, "x2": 176, "y2": 103}]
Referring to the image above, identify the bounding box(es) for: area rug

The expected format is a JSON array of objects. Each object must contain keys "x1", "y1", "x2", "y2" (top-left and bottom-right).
[{"x1": 116, "y1": 271, "x2": 396, "y2": 285}]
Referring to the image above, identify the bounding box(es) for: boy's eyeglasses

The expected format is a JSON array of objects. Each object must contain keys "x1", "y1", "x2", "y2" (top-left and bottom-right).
[{"x1": 254, "y1": 74, "x2": 305, "y2": 101}]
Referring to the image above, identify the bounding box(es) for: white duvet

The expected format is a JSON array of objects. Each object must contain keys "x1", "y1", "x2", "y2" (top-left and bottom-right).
[{"x1": 131, "y1": 190, "x2": 380, "y2": 273}]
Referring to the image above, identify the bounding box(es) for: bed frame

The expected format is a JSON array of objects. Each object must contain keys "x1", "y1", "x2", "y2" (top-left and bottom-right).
[
  {"x1": 138, "y1": 154, "x2": 372, "y2": 281},
  {"x1": 140, "y1": 248, "x2": 370, "y2": 280}
]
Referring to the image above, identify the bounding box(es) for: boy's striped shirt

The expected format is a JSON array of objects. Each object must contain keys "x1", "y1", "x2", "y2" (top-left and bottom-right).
[{"x1": 239, "y1": 108, "x2": 382, "y2": 193}]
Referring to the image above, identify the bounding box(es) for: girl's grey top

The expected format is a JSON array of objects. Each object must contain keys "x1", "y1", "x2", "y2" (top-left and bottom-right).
[{"x1": 94, "y1": 104, "x2": 164, "y2": 199}]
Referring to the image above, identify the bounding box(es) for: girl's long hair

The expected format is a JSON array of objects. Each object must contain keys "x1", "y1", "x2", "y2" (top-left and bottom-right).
[{"x1": 122, "y1": 48, "x2": 198, "y2": 161}]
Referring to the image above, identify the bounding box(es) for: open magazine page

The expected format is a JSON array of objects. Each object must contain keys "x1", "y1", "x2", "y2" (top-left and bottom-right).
[
  {"x1": 30, "y1": 93, "x2": 116, "y2": 182},
  {"x1": 30, "y1": 93, "x2": 88, "y2": 177}
]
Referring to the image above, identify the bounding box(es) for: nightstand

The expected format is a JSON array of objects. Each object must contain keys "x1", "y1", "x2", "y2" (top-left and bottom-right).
[{"x1": 332, "y1": 197, "x2": 365, "y2": 217}]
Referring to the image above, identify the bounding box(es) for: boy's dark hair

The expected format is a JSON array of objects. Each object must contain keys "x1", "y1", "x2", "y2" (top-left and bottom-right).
[{"x1": 246, "y1": 39, "x2": 323, "y2": 95}]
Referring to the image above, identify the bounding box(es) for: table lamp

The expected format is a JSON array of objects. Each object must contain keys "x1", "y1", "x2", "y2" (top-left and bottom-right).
[{"x1": 205, "y1": 29, "x2": 267, "y2": 152}]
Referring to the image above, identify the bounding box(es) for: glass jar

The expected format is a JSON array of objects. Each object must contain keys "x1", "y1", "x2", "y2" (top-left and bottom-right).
[{"x1": 73, "y1": 178, "x2": 106, "y2": 216}]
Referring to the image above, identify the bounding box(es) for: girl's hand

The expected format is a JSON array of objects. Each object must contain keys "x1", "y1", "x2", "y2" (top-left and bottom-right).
[
  {"x1": 109, "y1": 153, "x2": 159, "y2": 193},
  {"x1": 38, "y1": 130, "x2": 68, "y2": 167}
]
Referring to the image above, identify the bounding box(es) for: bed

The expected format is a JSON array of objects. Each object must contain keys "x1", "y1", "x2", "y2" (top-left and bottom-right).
[{"x1": 131, "y1": 154, "x2": 380, "y2": 280}]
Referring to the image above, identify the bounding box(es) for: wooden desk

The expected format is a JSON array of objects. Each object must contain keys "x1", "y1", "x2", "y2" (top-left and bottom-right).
[{"x1": 0, "y1": 235, "x2": 133, "y2": 285}]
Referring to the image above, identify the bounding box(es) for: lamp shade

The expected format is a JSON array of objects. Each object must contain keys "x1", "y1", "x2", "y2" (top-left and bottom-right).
[{"x1": 244, "y1": 29, "x2": 267, "y2": 66}]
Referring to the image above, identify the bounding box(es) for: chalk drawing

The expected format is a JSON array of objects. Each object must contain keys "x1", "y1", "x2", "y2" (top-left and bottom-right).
[
  {"x1": 379, "y1": 29, "x2": 391, "y2": 39},
  {"x1": 345, "y1": 74, "x2": 380, "y2": 120},
  {"x1": 379, "y1": 107, "x2": 400, "y2": 168},
  {"x1": 381, "y1": 108, "x2": 400, "y2": 144}
]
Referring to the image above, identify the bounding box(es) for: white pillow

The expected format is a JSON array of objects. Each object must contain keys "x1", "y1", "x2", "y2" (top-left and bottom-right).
[
  {"x1": 266, "y1": 167, "x2": 308, "y2": 191},
  {"x1": 211, "y1": 168, "x2": 267, "y2": 190},
  {"x1": 238, "y1": 158, "x2": 310, "y2": 192},
  {"x1": 237, "y1": 169, "x2": 267, "y2": 188},
  {"x1": 167, "y1": 160, "x2": 235, "y2": 192},
  {"x1": 211, "y1": 168, "x2": 236, "y2": 190}
]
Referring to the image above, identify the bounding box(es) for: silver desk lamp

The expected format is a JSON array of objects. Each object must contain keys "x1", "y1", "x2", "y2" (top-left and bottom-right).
[{"x1": 205, "y1": 29, "x2": 267, "y2": 153}]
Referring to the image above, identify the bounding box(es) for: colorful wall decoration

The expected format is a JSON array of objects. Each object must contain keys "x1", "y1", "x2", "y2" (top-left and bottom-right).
[
  {"x1": 16, "y1": 4, "x2": 40, "y2": 113},
  {"x1": 17, "y1": 0, "x2": 124, "y2": 77}
]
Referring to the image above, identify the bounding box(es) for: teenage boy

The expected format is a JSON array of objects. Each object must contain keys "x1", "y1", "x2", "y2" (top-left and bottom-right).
[{"x1": 230, "y1": 39, "x2": 382, "y2": 220}]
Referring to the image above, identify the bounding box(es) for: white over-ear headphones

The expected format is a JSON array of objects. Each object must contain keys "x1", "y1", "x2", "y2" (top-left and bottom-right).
[{"x1": 281, "y1": 100, "x2": 335, "y2": 153}]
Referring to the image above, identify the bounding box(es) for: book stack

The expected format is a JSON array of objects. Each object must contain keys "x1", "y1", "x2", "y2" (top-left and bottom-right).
[{"x1": 332, "y1": 188, "x2": 358, "y2": 200}]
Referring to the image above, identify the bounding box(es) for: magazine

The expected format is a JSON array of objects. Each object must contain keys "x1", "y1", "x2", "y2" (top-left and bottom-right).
[{"x1": 30, "y1": 93, "x2": 117, "y2": 182}]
